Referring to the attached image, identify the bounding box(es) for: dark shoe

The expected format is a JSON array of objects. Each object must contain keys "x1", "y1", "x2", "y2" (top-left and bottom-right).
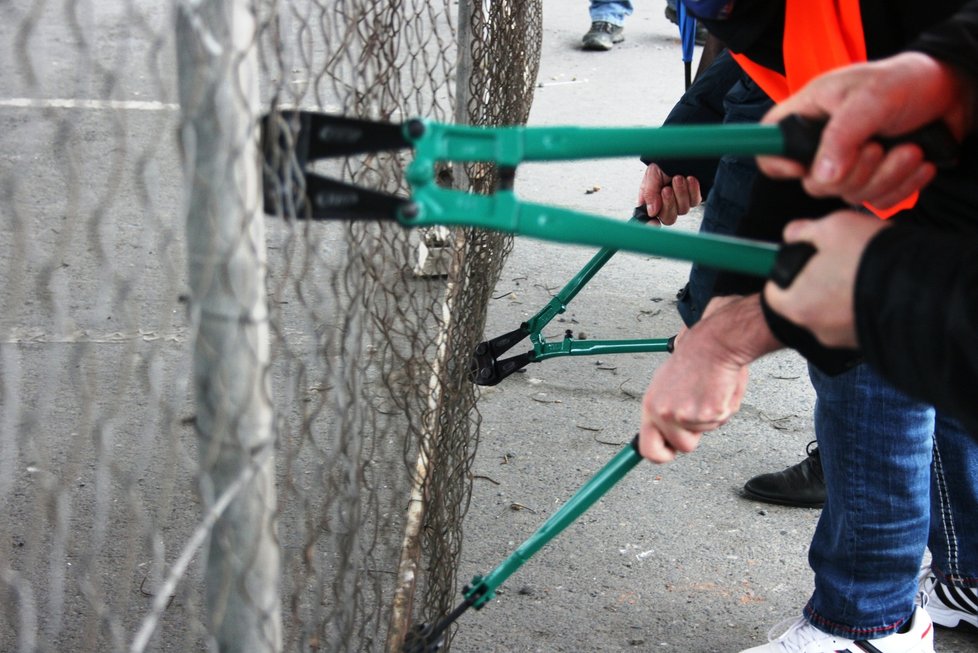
[
  {"x1": 743, "y1": 441, "x2": 826, "y2": 508},
  {"x1": 663, "y1": 5, "x2": 708, "y2": 46},
  {"x1": 582, "y1": 21, "x2": 624, "y2": 51}
]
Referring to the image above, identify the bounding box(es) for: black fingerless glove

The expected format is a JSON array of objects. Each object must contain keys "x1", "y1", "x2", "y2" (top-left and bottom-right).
[{"x1": 759, "y1": 292, "x2": 863, "y2": 375}]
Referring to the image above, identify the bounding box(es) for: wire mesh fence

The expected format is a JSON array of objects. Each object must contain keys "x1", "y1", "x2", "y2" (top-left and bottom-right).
[{"x1": 1, "y1": 0, "x2": 541, "y2": 651}]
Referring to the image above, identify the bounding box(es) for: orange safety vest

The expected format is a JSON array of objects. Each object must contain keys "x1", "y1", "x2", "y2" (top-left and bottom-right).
[{"x1": 730, "y1": 0, "x2": 917, "y2": 218}]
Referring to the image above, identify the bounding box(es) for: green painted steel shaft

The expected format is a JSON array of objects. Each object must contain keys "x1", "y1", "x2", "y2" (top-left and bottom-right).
[
  {"x1": 515, "y1": 198, "x2": 779, "y2": 277},
  {"x1": 524, "y1": 212, "x2": 648, "y2": 348},
  {"x1": 533, "y1": 337, "x2": 674, "y2": 361},
  {"x1": 403, "y1": 121, "x2": 787, "y2": 278},
  {"x1": 409, "y1": 121, "x2": 786, "y2": 167},
  {"x1": 404, "y1": 187, "x2": 780, "y2": 278},
  {"x1": 466, "y1": 439, "x2": 643, "y2": 608}
]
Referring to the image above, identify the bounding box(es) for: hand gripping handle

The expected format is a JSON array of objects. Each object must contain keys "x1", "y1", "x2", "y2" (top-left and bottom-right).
[
  {"x1": 777, "y1": 115, "x2": 958, "y2": 168},
  {"x1": 772, "y1": 116, "x2": 958, "y2": 288}
]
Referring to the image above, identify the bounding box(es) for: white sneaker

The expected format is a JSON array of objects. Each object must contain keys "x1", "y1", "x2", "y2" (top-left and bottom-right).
[
  {"x1": 739, "y1": 606, "x2": 934, "y2": 653},
  {"x1": 918, "y1": 567, "x2": 978, "y2": 630}
]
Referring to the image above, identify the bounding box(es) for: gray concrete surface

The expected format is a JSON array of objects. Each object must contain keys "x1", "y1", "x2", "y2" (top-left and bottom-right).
[{"x1": 448, "y1": 3, "x2": 978, "y2": 652}]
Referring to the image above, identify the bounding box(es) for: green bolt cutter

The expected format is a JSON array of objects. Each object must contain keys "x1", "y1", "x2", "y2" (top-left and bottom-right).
[
  {"x1": 262, "y1": 110, "x2": 832, "y2": 275},
  {"x1": 401, "y1": 435, "x2": 645, "y2": 653},
  {"x1": 461, "y1": 134, "x2": 957, "y2": 386},
  {"x1": 469, "y1": 204, "x2": 682, "y2": 386},
  {"x1": 260, "y1": 111, "x2": 825, "y2": 388},
  {"x1": 259, "y1": 110, "x2": 956, "y2": 652}
]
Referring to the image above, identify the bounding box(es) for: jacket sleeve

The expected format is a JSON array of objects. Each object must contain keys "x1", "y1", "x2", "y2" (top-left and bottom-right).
[
  {"x1": 855, "y1": 221, "x2": 978, "y2": 434},
  {"x1": 850, "y1": 3, "x2": 978, "y2": 429},
  {"x1": 907, "y1": 0, "x2": 978, "y2": 86},
  {"x1": 647, "y1": 49, "x2": 742, "y2": 198}
]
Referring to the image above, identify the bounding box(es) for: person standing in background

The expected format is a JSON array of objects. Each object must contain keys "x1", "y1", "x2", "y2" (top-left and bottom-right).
[{"x1": 583, "y1": 0, "x2": 634, "y2": 50}]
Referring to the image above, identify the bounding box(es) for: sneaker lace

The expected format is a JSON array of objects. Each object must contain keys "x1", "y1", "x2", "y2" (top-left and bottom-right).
[
  {"x1": 917, "y1": 562, "x2": 933, "y2": 586},
  {"x1": 767, "y1": 616, "x2": 825, "y2": 652},
  {"x1": 916, "y1": 563, "x2": 937, "y2": 607},
  {"x1": 917, "y1": 589, "x2": 930, "y2": 609}
]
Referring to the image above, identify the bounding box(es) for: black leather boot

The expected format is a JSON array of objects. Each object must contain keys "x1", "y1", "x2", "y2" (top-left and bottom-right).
[{"x1": 743, "y1": 441, "x2": 826, "y2": 508}]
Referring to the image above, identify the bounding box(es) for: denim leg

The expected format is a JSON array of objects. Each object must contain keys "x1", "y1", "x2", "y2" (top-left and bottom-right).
[
  {"x1": 588, "y1": 0, "x2": 634, "y2": 25},
  {"x1": 929, "y1": 411, "x2": 978, "y2": 589},
  {"x1": 676, "y1": 77, "x2": 772, "y2": 326},
  {"x1": 804, "y1": 363, "x2": 933, "y2": 638},
  {"x1": 675, "y1": 154, "x2": 757, "y2": 325}
]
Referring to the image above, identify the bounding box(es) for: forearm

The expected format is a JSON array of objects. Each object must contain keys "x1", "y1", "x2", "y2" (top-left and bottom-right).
[{"x1": 686, "y1": 294, "x2": 784, "y2": 366}]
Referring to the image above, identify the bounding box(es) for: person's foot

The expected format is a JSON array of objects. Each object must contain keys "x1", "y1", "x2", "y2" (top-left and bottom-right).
[
  {"x1": 742, "y1": 441, "x2": 826, "y2": 508},
  {"x1": 581, "y1": 21, "x2": 624, "y2": 51},
  {"x1": 663, "y1": 5, "x2": 708, "y2": 45},
  {"x1": 739, "y1": 606, "x2": 934, "y2": 652},
  {"x1": 919, "y1": 568, "x2": 978, "y2": 631}
]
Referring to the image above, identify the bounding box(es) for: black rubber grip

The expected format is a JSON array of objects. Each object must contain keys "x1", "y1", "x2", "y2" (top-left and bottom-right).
[
  {"x1": 778, "y1": 114, "x2": 958, "y2": 168},
  {"x1": 771, "y1": 242, "x2": 817, "y2": 289},
  {"x1": 633, "y1": 205, "x2": 656, "y2": 224}
]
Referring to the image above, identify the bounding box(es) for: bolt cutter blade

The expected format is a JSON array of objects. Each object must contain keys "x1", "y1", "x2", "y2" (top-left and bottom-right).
[
  {"x1": 401, "y1": 623, "x2": 444, "y2": 653},
  {"x1": 302, "y1": 173, "x2": 409, "y2": 221},
  {"x1": 400, "y1": 595, "x2": 478, "y2": 653},
  {"x1": 261, "y1": 111, "x2": 414, "y2": 220},
  {"x1": 263, "y1": 111, "x2": 412, "y2": 162}
]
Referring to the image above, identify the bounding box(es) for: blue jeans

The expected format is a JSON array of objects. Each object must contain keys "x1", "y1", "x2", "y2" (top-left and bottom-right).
[
  {"x1": 806, "y1": 363, "x2": 978, "y2": 638},
  {"x1": 589, "y1": 0, "x2": 633, "y2": 25},
  {"x1": 929, "y1": 414, "x2": 978, "y2": 590}
]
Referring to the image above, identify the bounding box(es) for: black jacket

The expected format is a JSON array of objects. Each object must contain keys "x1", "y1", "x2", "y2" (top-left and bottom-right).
[
  {"x1": 650, "y1": 49, "x2": 743, "y2": 198},
  {"x1": 853, "y1": 3, "x2": 978, "y2": 431}
]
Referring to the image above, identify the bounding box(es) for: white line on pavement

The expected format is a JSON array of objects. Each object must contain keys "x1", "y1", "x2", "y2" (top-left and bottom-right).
[{"x1": 0, "y1": 98, "x2": 179, "y2": 111}]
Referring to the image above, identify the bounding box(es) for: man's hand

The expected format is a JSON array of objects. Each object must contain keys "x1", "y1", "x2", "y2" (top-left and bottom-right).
[
  {"x1": 763, "y1": 211, "x2": 889, "y2": 348},
  {"x1": 639, "y1": 296, "x2": 780, "y2": 463},
  {"x1": 640, "y1": 331, "x2": 749, "y2": 462},
  {"x1": 758, "y1": 52, "x2": 975, "y2": 209},
  {"x1": 638, "y1": 163, "x2": 702, "y2": 226}
]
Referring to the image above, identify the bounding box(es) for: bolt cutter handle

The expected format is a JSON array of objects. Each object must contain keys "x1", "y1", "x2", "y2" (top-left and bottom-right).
[{"x1": 402, "y1": 436, "x2": 642, "y2": 651}]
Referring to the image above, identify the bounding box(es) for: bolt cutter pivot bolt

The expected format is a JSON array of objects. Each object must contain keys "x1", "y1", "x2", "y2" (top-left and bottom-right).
[
  {"x1": 400, "y1": 202, "x2": 421, "y2": 221},
  {"x1": 406, "y1": 118, "x2": 426, "y2": 140}
]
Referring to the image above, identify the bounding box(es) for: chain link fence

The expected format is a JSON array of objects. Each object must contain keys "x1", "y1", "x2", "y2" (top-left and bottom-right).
[{"x1": 1, "y1": 0, "x2": 541, "y2": 651}]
